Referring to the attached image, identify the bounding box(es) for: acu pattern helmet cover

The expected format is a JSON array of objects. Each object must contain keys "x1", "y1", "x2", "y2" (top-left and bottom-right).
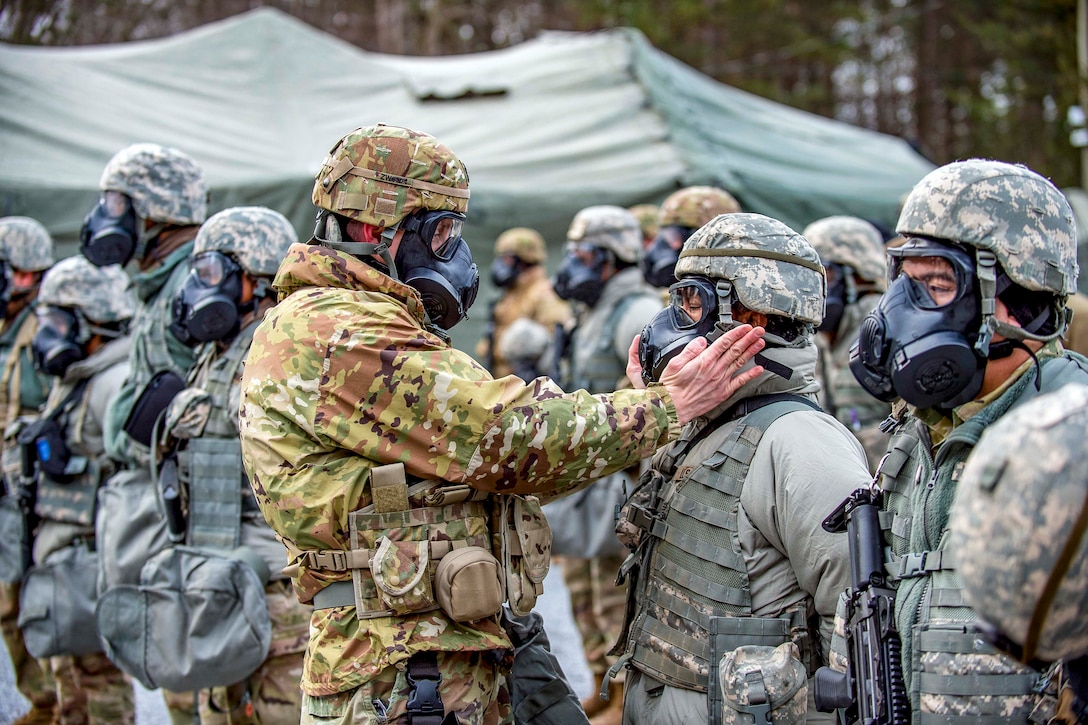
[
  {"x1": 659, "y1": 186, "x2": 741, "y2": 229},
  {"x1": 896, "y1": 158, "x2": 1078, "y2": 296},
  {"x1": 949, "y1": 382, "x2": 1088, "y2": 663},
  {"x1": 566, "y1": 205, "x2": 642, "y2": 263},
  {"x1": 494, "y1": 227, "x2": 546, "y2": 264},
  {"x1": 39, "y1": 255, "x2": 135, "y2": 324},
  {"x1": 675, "y1": 212, "x2": 826, "y2": 325},
  {"x1": 802, "y1": 215, "x2": 887, "y2": 288},
  {"x1": 195, "y1": 206, "x2": 299, "y2": 277},
  {"x1": 100, "y1": 142, "x2": 208, "y2": 225},
  {"x1": 0, "y1": 216, "x2": 55, "y2": 271},
  {"x1": 312, "y1": 123, "x2": 469, "y2": 227}
]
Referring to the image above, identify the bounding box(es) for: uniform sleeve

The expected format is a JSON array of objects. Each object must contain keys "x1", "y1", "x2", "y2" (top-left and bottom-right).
[{"x1": 740, "y1": 410, "x2": 870, "y2": 655}]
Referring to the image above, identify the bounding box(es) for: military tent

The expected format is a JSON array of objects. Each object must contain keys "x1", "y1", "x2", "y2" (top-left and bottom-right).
[{"x1": 0, "y1": 7, "x2": 934, "y2": 349}]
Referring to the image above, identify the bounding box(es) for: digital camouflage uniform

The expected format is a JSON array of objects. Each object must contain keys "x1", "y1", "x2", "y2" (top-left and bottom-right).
[
  {"x1": 162, "y1": 207, "x2": 310, "y2": 724},
  {"x1": 552, "y1": 206, "x2": 662, "y2": 719},
  {"x1": 475, "y1": 228, "x2": 571, "y2": 378},
  {"x1": 835, "y1": 160, "x2": 1087, "y2": 721},
  {"x1": 19, "y1": 256, "x2": 137, "y2": 723},
  {"x1": 239, "y1": 126, "x2": 684, "y2": 725},
  {"x1": 804, "y1": 215, "x2": 891, "y2": 471},
  {"x1": 0, "y1": 216, "x2": 56, "y2": 724},
  {"x1": 616, "y1": 213, "x2": 868, "y2": 725},
  {"x1": 950, "y1": 382, "x2": 1088, "y2": 723},
  {"x1": 87, "y1": 143, "x2": 207, "y2": 724}
]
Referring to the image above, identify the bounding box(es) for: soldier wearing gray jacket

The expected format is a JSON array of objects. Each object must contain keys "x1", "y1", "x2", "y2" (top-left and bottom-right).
[{"x1": 617, "y1": 213, "x2": 871, "y2": 724}]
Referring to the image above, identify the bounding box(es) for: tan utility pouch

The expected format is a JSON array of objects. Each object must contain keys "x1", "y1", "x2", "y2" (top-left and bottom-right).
[
  {"x1": 435, "y1": 546, "x2": 504, "y2": 622},
  {"x1": 501, "y1": 495, "x2": 552, "y2": 616}
]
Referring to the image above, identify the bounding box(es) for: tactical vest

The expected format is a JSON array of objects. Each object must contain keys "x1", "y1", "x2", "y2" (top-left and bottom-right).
[
  {"x1": 0, "y1": 307, "x2": 50, "y2": 430},
  {"x1": 34, "y1": 379, "x2": 100, "y2": 528},
  {"x1": 619, "y1": 396, "x2": 819, "y2": 693},
  {"x1": 180, "y1": 323, "x2": 260, "y2": 550},
  {"x1": 567, "y1": 293, "x2": 642, "y2": 394},
  {"x1": 877, "y1": 352, "x2": 1088, "y2": 721},
  {"x1": 132, "y1": 260, "x2": 196, "y2": 389}
]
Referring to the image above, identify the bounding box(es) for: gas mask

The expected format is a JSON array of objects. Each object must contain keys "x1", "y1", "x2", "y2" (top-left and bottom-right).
[
  {"x1": 638, "y1": 276, "x2": 723, "y2": 385},
  {"x1": 818, "y1": 263, "x2": 856, "y2": 335},
  {"x1": 80, "y1": 191, "x2": 140, "y2": 267},
  {"x1": 490, "y1": 255, "x2": 528, "y2": 289},
  {"x1": 170, "y1": 251, "x2": 244, "y2": 345},
  {"x1": 32, "y1": 306, "x2": 85, "y2": 377},
  {"x1": 849, "y1": 239, "x2": 985, "y2": 410},
  {"x1": 554, "y1": 243, "x2": 609, "y2": 307},
  {"x1": 0, "y1": 262, "x2": 10, "y2": 320},
  {"x1": 395, "y1": 210, "x2": 479, "y2": 330},
  {"x1": 640, "y1": 225, "x2": 693, "y2": 288}
]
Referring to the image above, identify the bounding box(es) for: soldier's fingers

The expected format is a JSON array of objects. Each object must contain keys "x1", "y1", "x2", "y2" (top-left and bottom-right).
[{"x1": 625, "y1": 334, "x2": 647, "y2": 390}]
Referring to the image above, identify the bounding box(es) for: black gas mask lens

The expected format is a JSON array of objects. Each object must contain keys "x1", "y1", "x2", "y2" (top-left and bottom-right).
[
  {"x1": 170, "y1": 251, "x2": 244, "y2": 345},
  {"x1": 80, "y1": 191, "x2": 139, "y2": 268}
]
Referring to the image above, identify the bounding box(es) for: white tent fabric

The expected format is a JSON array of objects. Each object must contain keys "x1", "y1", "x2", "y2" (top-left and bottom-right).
[{"x1": 0, "y1": 7, "x2": 935, "y2": 347}]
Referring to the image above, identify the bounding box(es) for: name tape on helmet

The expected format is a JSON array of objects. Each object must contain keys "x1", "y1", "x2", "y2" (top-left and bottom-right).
[{"x1": 320, "y1": 157, "x2": 470, "y2": 200}]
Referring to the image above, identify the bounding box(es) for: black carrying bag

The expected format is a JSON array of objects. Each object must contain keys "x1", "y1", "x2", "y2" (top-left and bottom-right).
[
  {"x1": 123, "y1": 370, "x2": 186, "y2": 448},
  {"x1": 500, "y1": 607, "x2": 589, "y2": 725}
]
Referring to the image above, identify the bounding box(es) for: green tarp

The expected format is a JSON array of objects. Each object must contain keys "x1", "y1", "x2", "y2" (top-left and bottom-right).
[{"x1": 0, "y1": 7, "x2": 935, "y2": 350}]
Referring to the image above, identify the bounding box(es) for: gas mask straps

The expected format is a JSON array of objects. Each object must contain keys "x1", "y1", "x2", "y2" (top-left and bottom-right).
[{"x1": 394, "y1": 210, "x2": 479, "y2": 331}]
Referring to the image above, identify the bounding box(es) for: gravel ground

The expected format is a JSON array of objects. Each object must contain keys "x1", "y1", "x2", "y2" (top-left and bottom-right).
[{"x1": 0, "y1": 565, "x2": 591, "y2": 724}]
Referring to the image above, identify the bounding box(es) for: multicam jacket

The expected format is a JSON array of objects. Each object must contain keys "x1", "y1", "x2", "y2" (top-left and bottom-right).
[{"x1": 238, "y1": 242, "x2": 681, "y2": 696}]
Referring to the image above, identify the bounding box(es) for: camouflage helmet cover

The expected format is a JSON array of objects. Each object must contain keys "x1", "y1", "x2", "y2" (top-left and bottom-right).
[
  {"x1": 659, "y1": 186, "x2": 741, "y2": 229},
  {"x1": 312, "y1": 123, "x2": 470, "y2": 227},
  {"x1": 566, "y1": 205, "x2": 642, "y2": 263},
  {"x1": 194, "y1": 206, "x2": 298, "y2": 277},
  {"x1": 494, "y1": 227, "x2": 546, "y2": 264},
  {"x1": 896, "y1": 158, "x2": 1078, "y2": 295},
  {"x1": 100, "y1": 143, "x2": 208, "y2": 226},
  {"x1": 949, "y1": 382, "x2": 1088, "y2": 662},
  {"x1": 38, "y1": 255, "x2": 135, "y2": 324},
  {"x1": 0, "y1": 216, "x2": 55, "y2": 271},
  {"x1": 627, "y1": 203, "x2": 660, "y2": 240},
  {"x1": 675, "y1": 212, "x2": 826, "y2": 324},
  {"x1": 803, "y1": 215, "x2": 887, "y2": 289}
]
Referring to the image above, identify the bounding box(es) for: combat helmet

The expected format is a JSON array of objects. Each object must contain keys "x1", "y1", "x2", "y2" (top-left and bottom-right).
[
  {"x1": 194, "y1": 206, "x2": 298, "y2": 278},
  {"x1": 0, "y1": 216, "x2": 55, "y2": 271},
  {"x1": 628, "y1": 203, "x2": 660, "y2": 242},
  {"x1": 949, "y1": 382, "x2": 1088, "y2": 663},
  {"x1": 38, "y1": 255, "x2": 134, "y2": 325},
  {"x1": 494, "y1": 227, "x2": 546, "y2": 265},
  {"x1": 897, "y1": 158, "x2": 1078, "y2": 348},
  {"x1": 566, "y1": 206, "x2": 642, "y2": 264},
  {"x1": 659, "y1": 186, "x2": 741, "y2": 229},
  {"x1": 100, "y1": 143, "x2": 208, "y2": 225},
  {"x1": 675, "y1": 212, "x2": 826, "y2": 325},
  {"x1": 802, "y1": 216, "x2": 887, "y2": 288}
]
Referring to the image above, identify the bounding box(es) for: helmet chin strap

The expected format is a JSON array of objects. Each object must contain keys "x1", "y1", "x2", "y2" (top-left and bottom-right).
[
  {"x1": 313, "y1": 211, "x2": 400, "y2": 279},
  {"x1": 974, "y1": 249, "x2": 1065, "y2": 359}
]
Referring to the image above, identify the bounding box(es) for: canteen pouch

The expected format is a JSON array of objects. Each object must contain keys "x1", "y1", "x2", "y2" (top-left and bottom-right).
[
  {"x1": 122, "y1": 370, "x2": 186, "y2": 448},
  {"x1": 95, "y1": 545, "x2": 271, "y2": 692},
  {"x1": 434, "y1": 546, "x2": 504, "y2": 622},
  {"x1": 719, "y1": 642, "x2": 808, "y2": 725},
  {"x1": 370, "y1": 534, "x2": 436, "y2": 615},
  {"x1": 95, "y1": 467, "x2": 171, "y2": 591},
  {"x1": 0, "y1": 493, "x2": 30, "y2": 583},
  {"x1": 502, "y1": 495, "x2": 551, "y2": 617},
  {"x1": 18, "y1": 542, "x2": 102, "y2": 658}
]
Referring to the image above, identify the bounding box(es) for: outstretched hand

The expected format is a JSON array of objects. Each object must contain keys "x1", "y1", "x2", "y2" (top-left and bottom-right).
[{"x1": 627, "y1": 325, "x2": 765, "y2": 424}]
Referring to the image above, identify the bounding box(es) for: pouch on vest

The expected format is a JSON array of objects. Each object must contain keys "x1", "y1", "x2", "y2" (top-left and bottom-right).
[
  {"x1": 501, "y1": 607, "x2": 589, "y2": 725},
  {"x1": 434, "y1": 546, "x2": 504, "y2": 622},
  {"x1": 544, "y1": 472, "x2": 629, "y2": 559},
  {"x1": 501, "y1": 495, "x2": 551, "y2": 617},
  {"x1": 18, "y1": 541, "x2": 102, "y2": 658},
  {"x1": 96, "y1": 467, "x2": 171, "y2": 592},
  {"x1": 95, "y1": 545, "x2": 271, "y2": 692},
  {"x1": 17, "y1": 417, "x2": 84, "y2": 481},
  {"x1": 719, "y1": 642, "x2": 808, "y2": 725},
  {"x1": 122, "y1": 370, "x2": 185, "y2": 448},
  {"x1": 0, "y1": 493, "x2": 30, "y2": 583}
]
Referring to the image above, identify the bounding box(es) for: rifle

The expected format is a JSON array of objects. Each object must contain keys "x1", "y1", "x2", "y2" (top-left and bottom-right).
[{"x1": 813, "y1": 486, "x2": 910, "y2": 724}]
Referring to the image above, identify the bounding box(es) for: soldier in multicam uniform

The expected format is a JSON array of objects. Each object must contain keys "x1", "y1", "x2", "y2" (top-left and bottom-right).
[
  {"x1": 0, "y1": 216, "x2": 56, "y2": 723},
  {"x1": 15, "y1": 255, "x2": 137, "y2": 723},
  {"x1": 163, "y1": 206, "x2": 310, "y2": 724},
  {"x1": 551, "y1": 205, "x2": 663, "y2": 724},
  {"x1": 804, "y1": 215, "x2": 892, "y2": 471},
  {"x1": 79, "y1": 142, "x2": 207, "y2": 723},
  {"x1": 949, "y1": 383, "x2": 1088, "y2": 723},
  {"x1": 841, "y1": 158, "x2": 1088, "y2": 721},
  {"x1": 640, "y1": 186, "x2": 741, "y2": 290},
  {"x1": 616, "y1": 213, "x2": 869, "y2": 724},
  {"x1": 237, "y1": 123, "x2": 769, "y2": 725},
  {"x1": 475, "y1": 227, "x2": 571, "y2": 378}
]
